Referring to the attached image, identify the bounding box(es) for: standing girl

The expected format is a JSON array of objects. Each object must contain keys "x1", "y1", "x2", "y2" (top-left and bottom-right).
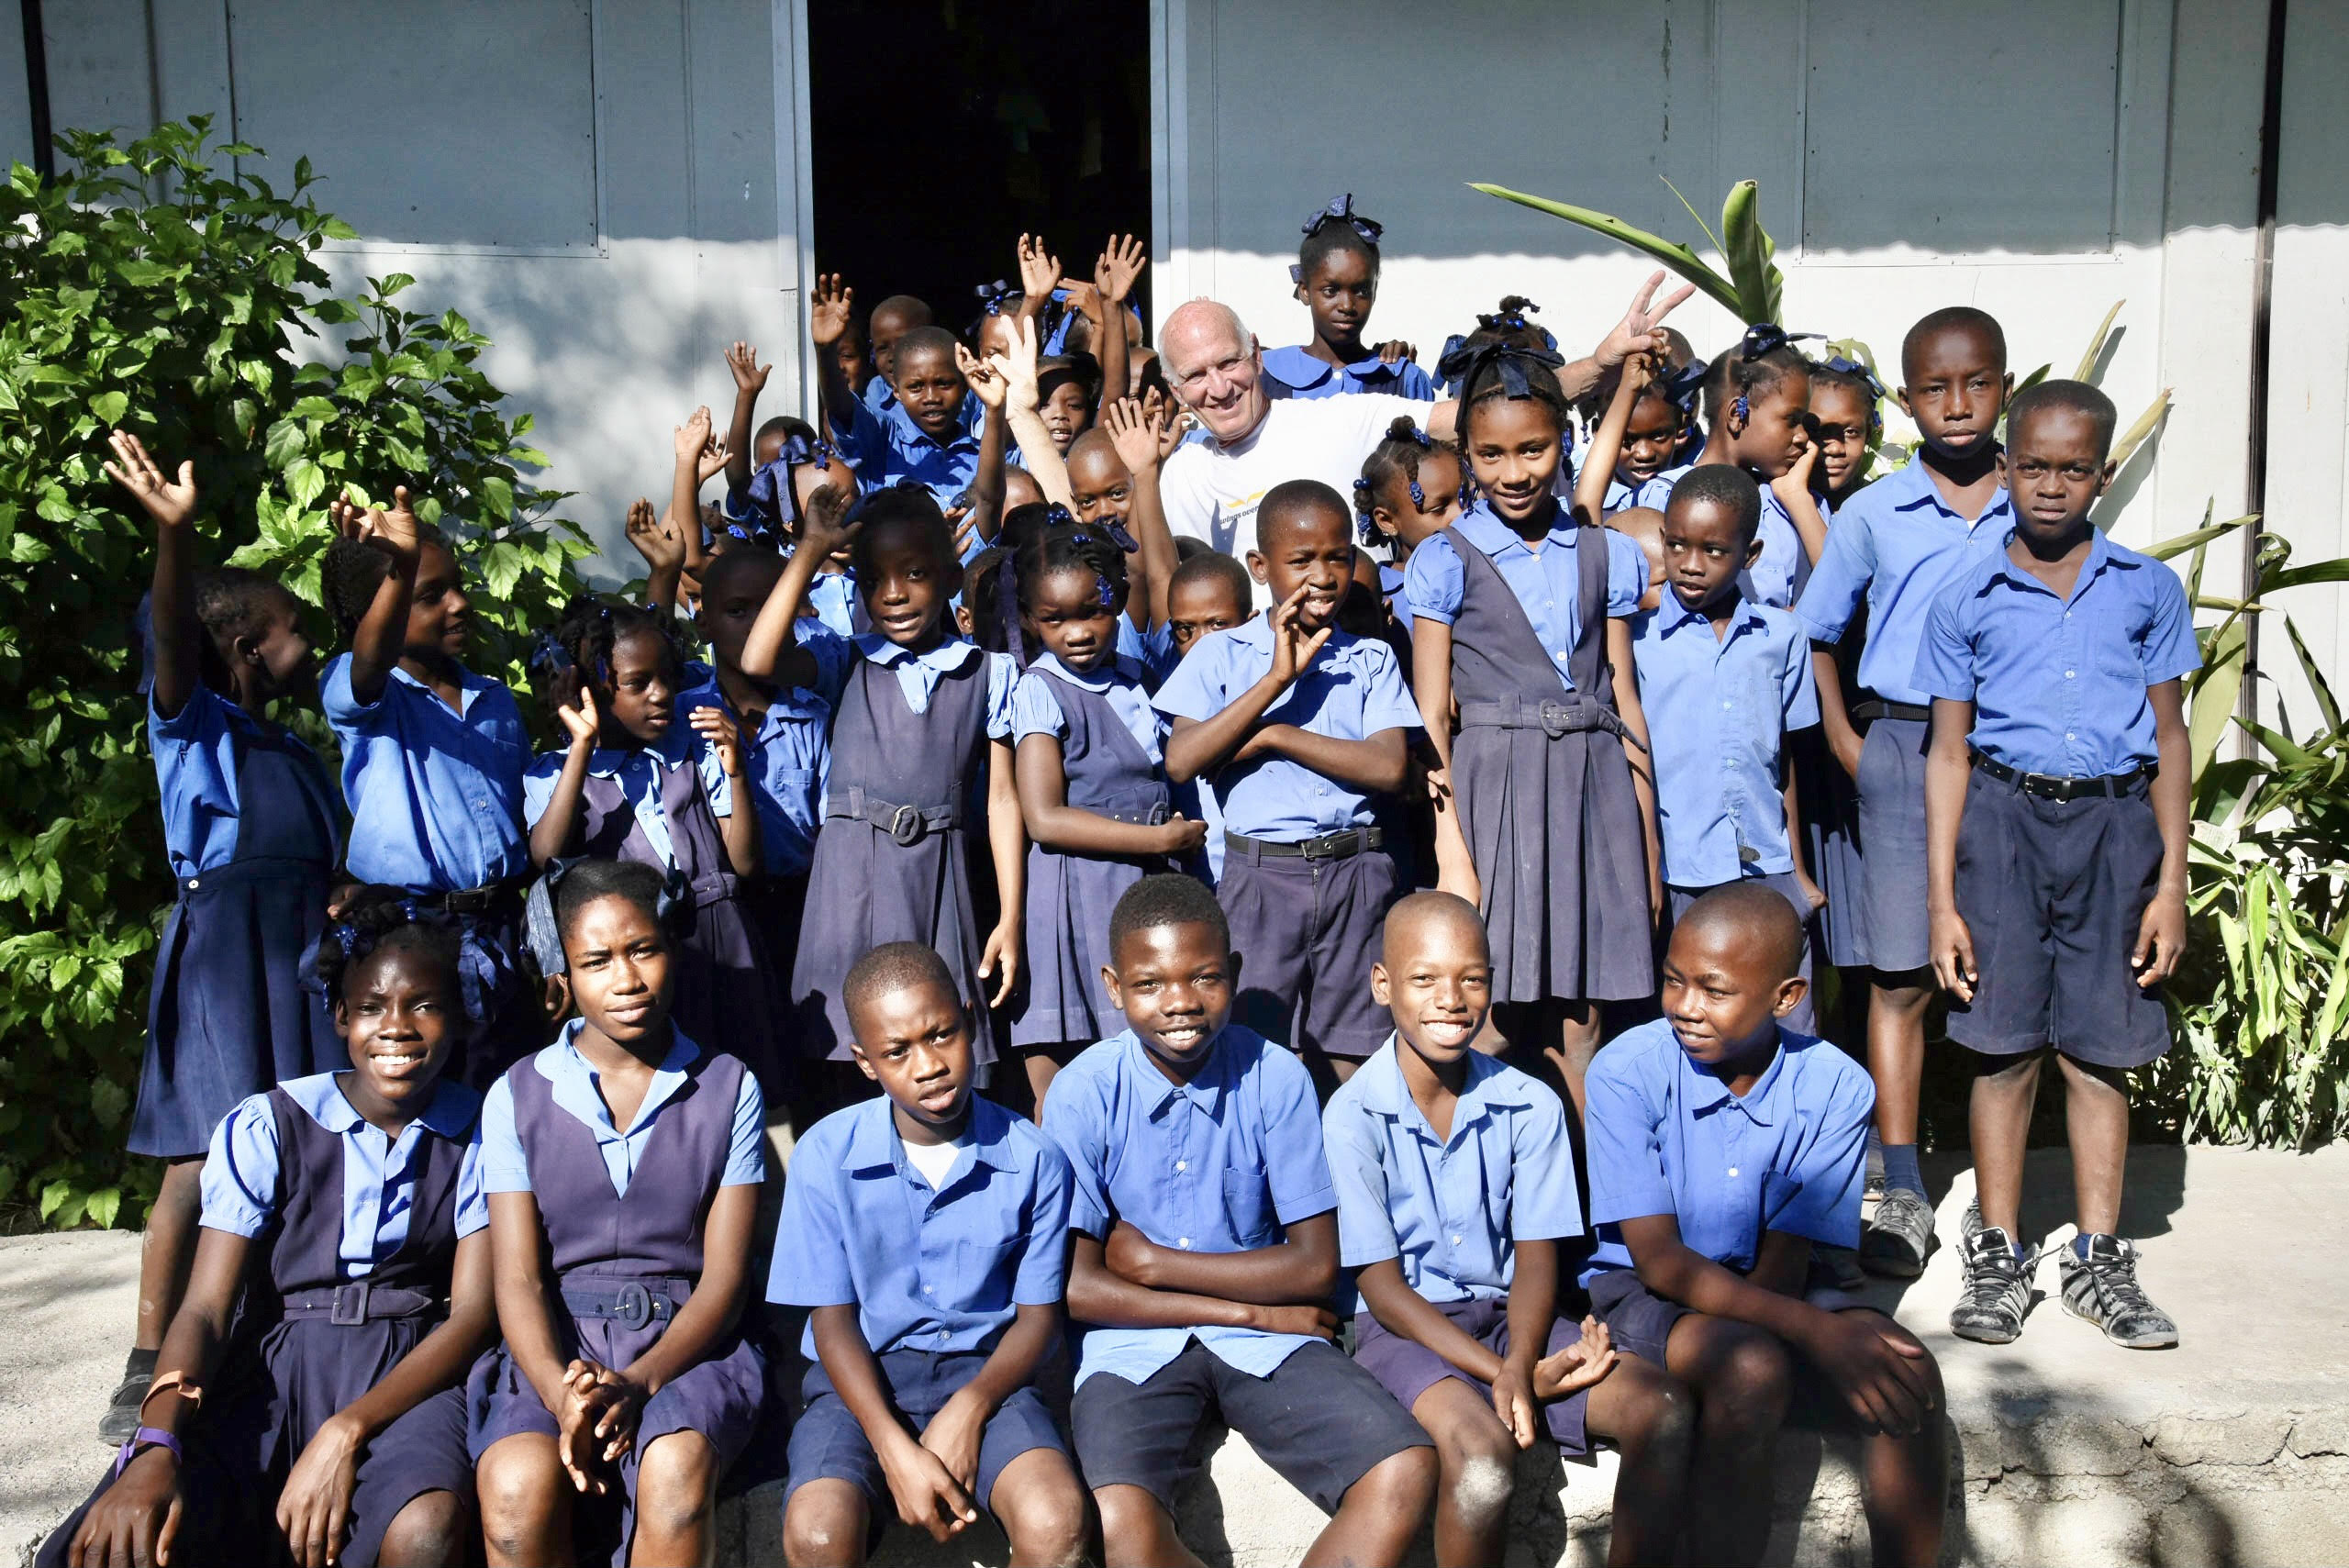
[
  {"x1": 99, "y1": 431, "x2": 346, "y2": 1444},
  {"x1": 470, "y1": 859, "x2": 768, "y2": 1568},
  {"x1": 1264, "y1": 194, "x2": 1435, "y2": 401},
  {"x1": 46, "y1": 892, "x2": 495, "y2": 1568},
  {"x1": 1406, "y1": 345, "x2": 1661, "y2": 1109}
]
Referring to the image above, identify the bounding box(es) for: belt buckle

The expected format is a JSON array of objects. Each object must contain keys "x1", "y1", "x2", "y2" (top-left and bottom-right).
[
  {"x1": 1145, "y1": 802, "x2": 1170, "y2": 827},
  {"x1": 1540, "y1": 701, "x2": 1574, "y2": 740},
  {"x1": 1298, "y1": 832, "x2": 1336, "y2": 861},
  {"x1": 614, "y1": 1281, "x2": 655, "y2": 1329},
  {"x1": 329, "y1": 1281, "x2": 370, "y2": 1326},
  {"x1": 886, "y1": 804, "x2": 925, "y2": 847}
]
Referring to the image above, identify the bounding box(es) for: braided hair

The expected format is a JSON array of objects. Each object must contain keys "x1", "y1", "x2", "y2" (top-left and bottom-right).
[
  {"x1": 311, "y1": 885, "x2": 469, "y2": 1020},
  {"x1": 1702, "y1": 341, "x2": 1810, "y2": 432},
  {"x1": 181, "y1": 568, "x2": 295, "y2": 694},
  {"x1": 1015, "y1": 519, "x2": 1131, "y2": 621},
  {"x1": 1297, "y1": 204, "x2": 1382, "y2": 286},
  {"x1": 549, "y1": 595, "x2": 685, "y2": 698},
  {"x1": 1356, "y1": 418, "x2": 1464, "y2": 546},
  {"x1": 1456, "y1": 350, "x2": 1573, "y2": 447}
]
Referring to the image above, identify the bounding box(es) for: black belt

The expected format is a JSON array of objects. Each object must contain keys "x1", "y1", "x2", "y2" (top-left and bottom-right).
[
  {"x1": 415, "y1": 881, "x2": 524, "y2": 917},
  {"x1": 1225, "y1": 827, "x2": 1382, "y2": 863},
  {"x1": 1971, "y1": 751, "x2": 2149, "y2": 802},
  {"x1": 562, "y1": 1280, "x2": 685, "y2": 1329},
  {"x1": 278, "y1": 1283, "x2": 441, "y2": 1325},
  {"x1": 1456, "y1": 694, "x2": 1626, "y2": 741},
  {"x1": 1849, "y1": 699, "x2": 1932, "y2": 724},
  {"x1": 823, "y1": 786, "x2": 959, "y2": 847}
]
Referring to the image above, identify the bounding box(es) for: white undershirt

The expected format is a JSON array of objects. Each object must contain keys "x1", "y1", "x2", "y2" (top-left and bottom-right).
[{"x1": 901, "y1": 1131, "x2": 970, "y2": 1191}]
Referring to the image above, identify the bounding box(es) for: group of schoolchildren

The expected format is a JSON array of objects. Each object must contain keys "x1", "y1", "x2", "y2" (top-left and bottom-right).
[{"x1": 46, "y1": 191, "x2": 2198, "y2": 1568}]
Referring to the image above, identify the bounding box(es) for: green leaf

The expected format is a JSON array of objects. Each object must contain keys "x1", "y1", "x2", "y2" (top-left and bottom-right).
[
  {"x1": 2143, "y1": 515, "x2": 2249, "y2": 562},
  {"x1": 2075, "y1": 299, "x2": 2125, "y2": 381},
  {"x1": 1467, "y1": 183, "x2": 1742, "y2": 317},
  {"x1": 320, "y1": 217, "x2": 359, "y2": 240},
  {"x1": 262, "y1": 417, "x2": 307, "y2": 469},
  {"x1": 90, "y1": 390, "x2": 128, "y2": 425},
  {"x1": 1719, "y1": 180, "x2": 1782, "y2": 326},
  {"x1": 2189, "y1": 619, "x2": 2245, "y2": 775}
]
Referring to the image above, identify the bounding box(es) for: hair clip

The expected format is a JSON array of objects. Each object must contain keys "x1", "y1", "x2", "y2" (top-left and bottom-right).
[
  {"x1": 1820, "y1": 352, "x2": 1887, "y2": 401},
  {"x1": 1301, "y1": 193, "x2": 1384, "y2": 247},
  {"x1": 1738, "y1": 323, "x2": 1821, "y2": 361},
  {"x1": 1408, "y1": 480, "x2": 1425, "y2": 507},
  {"x1": 1731, "y1": 395, "x2": 1750, "y2": 422},
  {"x1": 1356, "y1": 514, "x2": 1383, "y2": 546},
  {"x1": 333, "y1": 923, "x2": 363, "y2": 959},
  {"x1": 1094, "y1": 573, "x2": 1119, "y2": 609},
  {"x1": 1434, "y1": 339, "x2": 1566, "y2": 398}
]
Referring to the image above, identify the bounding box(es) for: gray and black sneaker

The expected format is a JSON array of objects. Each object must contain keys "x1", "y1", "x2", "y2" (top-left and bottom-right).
[
  {"x1": 1949, "y1": 1227, "x2": 2034, "y2": 1343},
  {"x1": 1860, "y1": 1186, "x2": 1937, "y2": 1278},
  {"x1": 96, "y1": 1349, "x2": 157, "y2": 1444},
  {"x1": 2059, "y1": 1235, "x2": 2178, "y2": 1349},
  {"x1": 1960, "y1": 1196, "x2": 1984, "y2": 1248}
]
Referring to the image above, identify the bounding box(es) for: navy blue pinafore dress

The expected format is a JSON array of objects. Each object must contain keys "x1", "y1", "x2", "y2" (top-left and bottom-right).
[{"x1": 133, "y1": 692, "x2": 344, "y2": 1158}]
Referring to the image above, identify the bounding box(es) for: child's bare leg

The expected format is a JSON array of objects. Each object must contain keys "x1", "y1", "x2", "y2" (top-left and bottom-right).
[
  {"x1": 1551, "y1": 999, "x2": 1603, "y2": 1119},
  {"x1": 1409, "y1": 1378, "x2": 1520, "y2": 1568},
  {"x1": 1095, "y1": 1485, "x2": 1206, "y2": 1568},
  {"x1": 631, "y1": 1430, "x2": 721, "y2": 1567},
  {"x1": 478, "y1": 1433, "x2": 575, "y2": 1568},
  {"x1": 136, "y1": 1157, "x2": 206, "y2": 1349},
  {"x1": 990, "y1": 1446, "x2": 1090, "y2": 1568},
  {"x1": 1664, "y1": 1317, "x2": 1794, "y2": 1568},
  {"x1": 1968, "y1": 1051, "x2": 2043, "y2": 1237},
  {"x1": 1866, "y1": 976, "x2": 1933, "y2": 1148},
  {"x1": 378, "y1": 1488, "x2": 471, "y2": 1567},
  {"x1": 2057, "y1": 1054, "x2": 2129, "y2": 1237},
  {"x1": 781, "y1": 1477, "x2": 868, "y2": 1568},
  {"x1": 1582, "y1": 1354, "x2": 1698, "y2": 1568},
  {"x1": 1846, "y1": 1311, "x2": 1948, "y2": 1568},
  {"x1": 1303, "y1": 1444, "x2": 1438, "y2": 1568},
  {"x1": 1024, "y1": 1048, "x2": 1063, "y2": 1121}
]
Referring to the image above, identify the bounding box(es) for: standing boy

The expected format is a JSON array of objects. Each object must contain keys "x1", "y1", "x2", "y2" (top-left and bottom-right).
[
  {"x1": 1917, "y1": 380, "x2": 2195, "y2": 1349},
  {"x1": 1043, "y1": 874, "x2": 1436, "y2": 1568},
  {"x1": 1155, "y1": 480, "x2": 1422, "y2": 1090},
  {"x1": 1636, "y1": 466, "x2": 1824, "y2": 1030},
  {"x1": 1795, "y1": 306, "x2": 2016, "y2": 1276},
  {"x1": 774, "y1": 942, "x2": 1088, "y2": 1565}
]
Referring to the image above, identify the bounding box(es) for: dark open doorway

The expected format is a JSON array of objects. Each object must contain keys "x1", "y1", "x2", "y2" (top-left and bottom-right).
[{"x1": 806, "y1": 0, "x2": 1152, "y2": 341}]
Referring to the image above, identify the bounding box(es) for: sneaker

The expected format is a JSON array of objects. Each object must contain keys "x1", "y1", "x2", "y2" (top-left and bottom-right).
[
  {"x1": 96, "y1": 1350, "x2": 156, "y2": 1445},
  {"x1": 2060, "y1": 1235, "x2": 2178, "y2": 1349},
  {"x1": 1860, "y1": 1186, "x2": 1937, "y2": 1278},
  {"x1": 1960, "y1": 1196, "x2": 1984, "y2": 1247},
  {"x1": 1949, "y1": 1227, "x2": 2035, "y2": 1343}
]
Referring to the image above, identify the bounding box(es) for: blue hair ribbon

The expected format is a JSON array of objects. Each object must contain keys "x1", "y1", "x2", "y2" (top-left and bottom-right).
[
  {"x1": 1656, "y1": 357, "x2": 1710, "y2": 416},
  {"x1": 1302, "y1": 193, "x2": 1383, "y2": 246},
  {"x1": 1435, "y1": 339, "x2": 1566, "y2": 400},
  {"x1": 974, "y1": 279, "x2": 1019, "y2": 316},
  {"x1": 1820, "y1": 352, "x2": 1887, "y2": 401},
  {"x1": 1739, "y1": 323, "x2": 1822, "y2": 361}
]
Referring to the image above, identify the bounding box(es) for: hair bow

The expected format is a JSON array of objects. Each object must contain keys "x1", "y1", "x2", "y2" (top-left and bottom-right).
[
  {"x1": 1302, "y1": 193, "x2": 1383, "y2": 246},
  {"x1": 1656, "y1": 357, "x2": 1710, "y2": 415},
  {"x1": 1738, "y1": 323, "x2": 1822, "y2": 361},
  {"x1": 1820, "y1": 352, "x2": 1887, "y2": 400},
  {"x1": 1435, "y1": 339, "x2": 1566, "y2": 399},
  {"x1": 974, "y1": 279, "x2": 1019, "y2": 316},
  {"x1": 525, "y1": 628, "x2": 572, "y2": 688}
]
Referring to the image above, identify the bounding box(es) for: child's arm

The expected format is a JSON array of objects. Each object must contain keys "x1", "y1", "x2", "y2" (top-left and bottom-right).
[
  {"x1": 979, "y1": 736, "x2": 1024, "y2": 1009},
  {"x1": 1608, "y1": 618, "x2": 1665, "y2": 924},
  {"x1": 1241, "y1": 724, "x2": 1409, "y2": 795},
  {"x1": 1922, "y1": 696, "x2": 1978, "y2": 1002},
  {"x1": 1084, "y1": 234, "x2": 1144, "y2": 417},
  {"x1": 809, "y1": 1305, "x2": 981, "y2": 1542},
  {"x1": 1410, "y1": 616, "x2": 1480, "y2": 902},
  {"x1": 485, "y1": 1187, "x2": 614, "y2": 1491},
  {"x1": 1771, "y1": 438, "x2": 1830, "y2": 563},
  {"x1": 739, "y1": 489, "x2": 856, "y2": 687},
  {"x1": 1812, "y1": 648, "x2": 1864, "y2": 782},
  {"x1": 1354, "y1": 1256, "x2": 1512, "y2": 1385},
  {"x1": 1575, "y1": 352, "x2": 1649, "y2": 528},
  {"x1": 810, "y1": 273, "x2": 862, "y2": 446},
  {"x1": 606, "y1": 1181, "x2": 761, "y2": 1444},
  {"x1": 1162, "y1": 588, "x2": 1330, "y2": 784},
  {"x1": 328, "y1": 487, "x2": 425, "y2": 706},
  {"x1": 1016, "y1": 731, "x2": 1207, "y2": 859},
  {"x1": 1100, "y1": 1208, "x2": 1340, "y2": 1306},
  {"x1": 666, "y1": 406, "x2": 723, "y2": 581},
  {"x1": 722, "y1": 341, "x2": 770, "y2": 500},
  {"x1": 105, "y1": 432, "x2": 202, "y2": 718},
  {"x1": 954, "y1": 342, "x2": 1011, "y2": 545},
  {"x1": 1783, "y1": 767, "x2": 1823, "y2": 914},
  {"x1": 624, "y1": 498, "x2": 685, "y2": 616},
  {"x1": 988, "y1": 316, "x2": 1075, "y2": 507},
  {"x1": 527, "y1": 694, "x2": 599, "y2": 870},
  {"x1": 1103, "y1": 395, "x2": 1180, "y2": 630},
  {"x1": 1064, "y1": 1231, "x2": 1340, "y2": 1337},
  {"x1": 2134, "y1": 681, "x2": 2190, "y2": 985},
  {"x1": 689, "y1": 706, "x2": 762, "y2": 876},
  {"x1": 917, "y1": 1299, "x2": 1062, "y2": 1510}
]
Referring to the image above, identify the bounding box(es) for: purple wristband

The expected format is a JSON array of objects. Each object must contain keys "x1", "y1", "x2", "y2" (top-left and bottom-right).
[{"x1": 112, "y1": 1427, "x2": 183, "y2": 1477}]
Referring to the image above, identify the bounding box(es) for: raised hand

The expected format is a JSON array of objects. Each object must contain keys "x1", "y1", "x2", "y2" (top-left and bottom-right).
[
  {"x1": 696, "y1": 433, "x2": 732, "y2": 485},
  {"x1": 799, "y1": 481, "x2": 863, "y2": 562},
  {"x1": 329, "y1": 485, "x2": 422, "y2": 564},
  {"x1": 1597, "y1": 270, "x2": 1698, "y2": 368},
  {"x1": 1266, "y1": 584, "x2": 1332, "y2": 687},
  {"x1": 558, "y1": 685, "x2": 600, "y2": 751},
  {"x1": 811, "y1": 272, "x2": 854, "y2": 349},
  {"x1": 104, "y1": 429, "x2": 197, "y2": 530},
  {"x1": 1101, "y1": 396, "x2": 1163, "y2": 474},
  {"x1": 726, "y1": 340, "x2": 772, "y2": 395},
  {"x1": 689, "y1": 705, "x2": 745, "y2": 778},
  {"x1": 625, "y1": 496, "x2": 683, "y2": 574},
  {"x1": 955, "y1": 342, "x2": 1008, "y2": 411},
  {"x1": 1014, "y1": 234, "x2": 1060, "y2": 315},
  {"x1": 1095, "y1": 232, "x2": 1145, "y2": 305},
  {"x1": 1140, "y1": 387, "x2": 1188, "y2": 461},
  {"x1": 674, "y1": 406, "x2": 715, "y2": 466},
  {"x1": 985, "y1": 315, "x2": 1044, "y2": 414}
]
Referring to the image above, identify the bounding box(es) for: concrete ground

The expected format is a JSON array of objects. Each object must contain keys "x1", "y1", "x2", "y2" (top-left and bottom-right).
[{"x1": 9, "y1": 1145, "x2": 2349, "y2": 1566}]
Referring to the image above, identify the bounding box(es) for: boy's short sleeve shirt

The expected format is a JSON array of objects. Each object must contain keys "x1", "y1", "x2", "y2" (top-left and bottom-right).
[
  {"x1": 1322, "y1": 1040, "x2": 1581, "y2": 1305},
  {"x1": 1581, "y1": 1018, "x2": 1875, "y2": 1284},
  {"x1": 770, "y1": 1095, "x2": 1074, "y2": 1360},
  {"x1": 829, "y1": 389, "x2": 985, "y2": 510},
  {"x1": 1632, "y1": 595, "x2": 1820, "y2": 884},
  {"x1": 1401, "y1": 505, "x2": 1648, "y2": 687},
  {"x1": 322, "y1": 653, "x2": 529, "y2": 892},
  {"x1": 1041, "y1": 1026, "x2": 1337, "y2": 1385},
  {"x1": 1631, "y1": 466, "x2": 1815, "y2": 609},
  {"x1": 1913, "y1": 531, "x2": 2199, "y2": 776},
  {"x1": 1150, "y1": 617, "x2": 1419, "y2": 840}
]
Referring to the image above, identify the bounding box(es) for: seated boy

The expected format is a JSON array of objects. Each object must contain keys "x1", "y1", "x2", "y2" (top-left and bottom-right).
[
  {"x1": 1327, "y1": 892, "x2": 1695, "y2": 1568},
  {"x1": 1584, "y1": 884, "x2": 1946, "y2": 1567},
  {"x1": 1918, "y1": 380, "x2": 2196, "y2": 1349},
  {"x1": 1155, "y1": 480, "x2": 1423, "y2": 1090},
  {"x1": 1634, "y1": 465, "x2": 1824, "y2": 1031},
  {"x1": 774, "y1": 942, "x2": 1087, "y2": 1566},
  {"x1": 1043, "y1": 875, "x2": 1437, "y2": 1568}
]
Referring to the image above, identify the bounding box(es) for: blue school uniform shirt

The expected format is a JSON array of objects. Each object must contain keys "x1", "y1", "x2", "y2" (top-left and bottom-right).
[
  {"x1": 201, "y1": 1073, "x2": 488, "y2": 1277},
  {"x1": 1010, "y1": 652, "x2": 1166, "y2": 763},
  {"x1": 1580, "y1": 1018, "x2": 1875, "y2": 1287},
  {"x1": 1912, "y1": 529, "x2": 2199, "y2": 777},
  {"x1": 520, "y1": 727, "x2": 733, "y2": 872},
  {"x1": 1633, "y1": 464, "x2": 1821, "y2": 609},
  {"x1": 1602, "y1": 474, "x2": 1640, "y2": 517},
  {"x1": 1260, "y1": 345, "x2": 1439, "y2": 402},
  {"x1": 323, "y1": 653, "x2": 529, "y2": 892},
  {"x1": 1042, "y1": 1025, "x2": 1337, "y2": 1385},
  {"x1": 852, "y1": 634, "x2": 1019, "y2": 731},
  {"x1": 771, "y1": 1094, "x2": 1074, "y2": 1360},
  {"x1": 480, "y1": 1019, "x2": 765, "y2": 1198},
  {"x1": 149, "y1": 686, "x2": 342, "y2": 878},
  {"x1": 1321, "y1": 1039, "x2": 1581, "y2": 1306},
  {"x1": 1795, "y1": 460, "x2": 2014, "y2": 706},
  {"x1": 1632, "y1": 593, "x2": 1820, "y2": 885},
  {"x1": 1151, "y1": 617, "x2": 1419, "y2": 840},
  {"x1": 674, "y1": 636, "x2": 854, "y2": 880},
  {"x1": 806, "y1": 570, "x2": 861, "y2": 641},
  {"x1": 831, "y1": 387, "x2": 985, "y2": 511},
  {"x1": 1403, "y1": 503, "x2": 1648, "y2": 688}
]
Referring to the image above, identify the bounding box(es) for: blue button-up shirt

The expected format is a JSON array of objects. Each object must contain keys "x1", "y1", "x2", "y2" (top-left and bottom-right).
[
  {"x1": 1152, "y1": 617, "x2": 1419, "y2": 840},
  {"x1": 772, "y1": 1094, "x2": 1074, "y2": 1359},
  {"x1": 149, "y1": 685, "x2": 342, "y2": 878},
  {"x1": 1795, "y1": 458, "x2": 2014, "y2": 706},
  {"x1": 1010, "y1": 653, "x2": 1166, "y2": 763},
  {"x1": 1322, "y1": 1039, "x2": 1581, "y2": 1306},
  {"x1": 833, "y1": 387, "x2": 986, "y2": 514},
  {"x1": 1261, "y1": 344, "x2": 1438, "y2": 403},
  {"x1": 1582, "y1": 1018, "x2": 1874, "y2": 1286},
  {"x1": 1632, "y1": 594, "x2": 1820, "y2": 884},
  {"x1": 853, "y1": 634, "x2": 1019, "y2": 731},
  {"x1": 1402, "y1": 503, "x2": 1648, "y2": 690},
  {"x1": 481, "y1": 1021, "x2": 765, "y2": 1199},
  {"x1": 1634, "y1": 463, "x2": 1821, "y2": 609},
  {"x1": 1914, "y1": 529, "x2": 2199, "y2": 776},
  {"x1": 323, "y1": 654, "x2": 529, "y2": 892},
  {"x1": 1042, "y1": 1026, "x2": 1338, "y2": 1385},
  {"x1": 201, "y1": 1073, "x2": 488, "y2": 1277},
  {"x1": 675, "y1": 635, "x2": 852, "y2": 879},
  {"x1": 521, "y1": 729, "x2": 732, "y2": 873}
]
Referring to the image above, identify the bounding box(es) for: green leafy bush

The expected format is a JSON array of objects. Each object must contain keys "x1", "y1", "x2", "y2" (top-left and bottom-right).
[{"x1": 0, "y1": 117, "x2": 592, "y2": 1230}]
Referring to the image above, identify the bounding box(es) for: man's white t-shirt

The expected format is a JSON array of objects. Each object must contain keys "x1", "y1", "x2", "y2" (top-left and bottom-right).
[{"x1": 1160, "y1": 394, "x2": 1433, "y2": 605}]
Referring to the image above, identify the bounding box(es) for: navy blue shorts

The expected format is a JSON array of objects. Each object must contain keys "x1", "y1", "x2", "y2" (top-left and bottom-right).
[
  {"x1": 1854, "y1": 717, "x2": 1932, "y2": 975},
  {"x1": 1070, "y1": 1340, "x2": 1431, "y2": 1514},
  {"x1": 1219, "y1": 841, "x2": 1400, "y2": 1060},
  {"x1": 784, "y1": 1349, "x2": 1069, "y2": 1520},
  {"x1": 1666, "y1": 873, "x2": 1819, "y2": 1035},
  {"x1": 1946, "y1": 768, "x2": 2172, "y2": 1068},
  {"x1": 1351, "y1": 1296, "x2": 1591, "y2": 1456}
]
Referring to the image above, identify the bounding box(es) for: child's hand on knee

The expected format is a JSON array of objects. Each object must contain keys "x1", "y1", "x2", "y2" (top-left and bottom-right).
[
  {"x1": 878, "y1": 1429, "x2": 980, "y2": 1542},
  {"x1": 1489, "y1": 1363, "x2": 1540, "y2": 1449},
  {"x1": 1807, "y1": 1313, "x2": 1935, "y2": 1437},
  {"x1": 1533, "y1": 1316, "x2": 1617, "y2": 1400},
  {"x1": 916, "y1": 1384, "x2": 991, "y2": 1495}
]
